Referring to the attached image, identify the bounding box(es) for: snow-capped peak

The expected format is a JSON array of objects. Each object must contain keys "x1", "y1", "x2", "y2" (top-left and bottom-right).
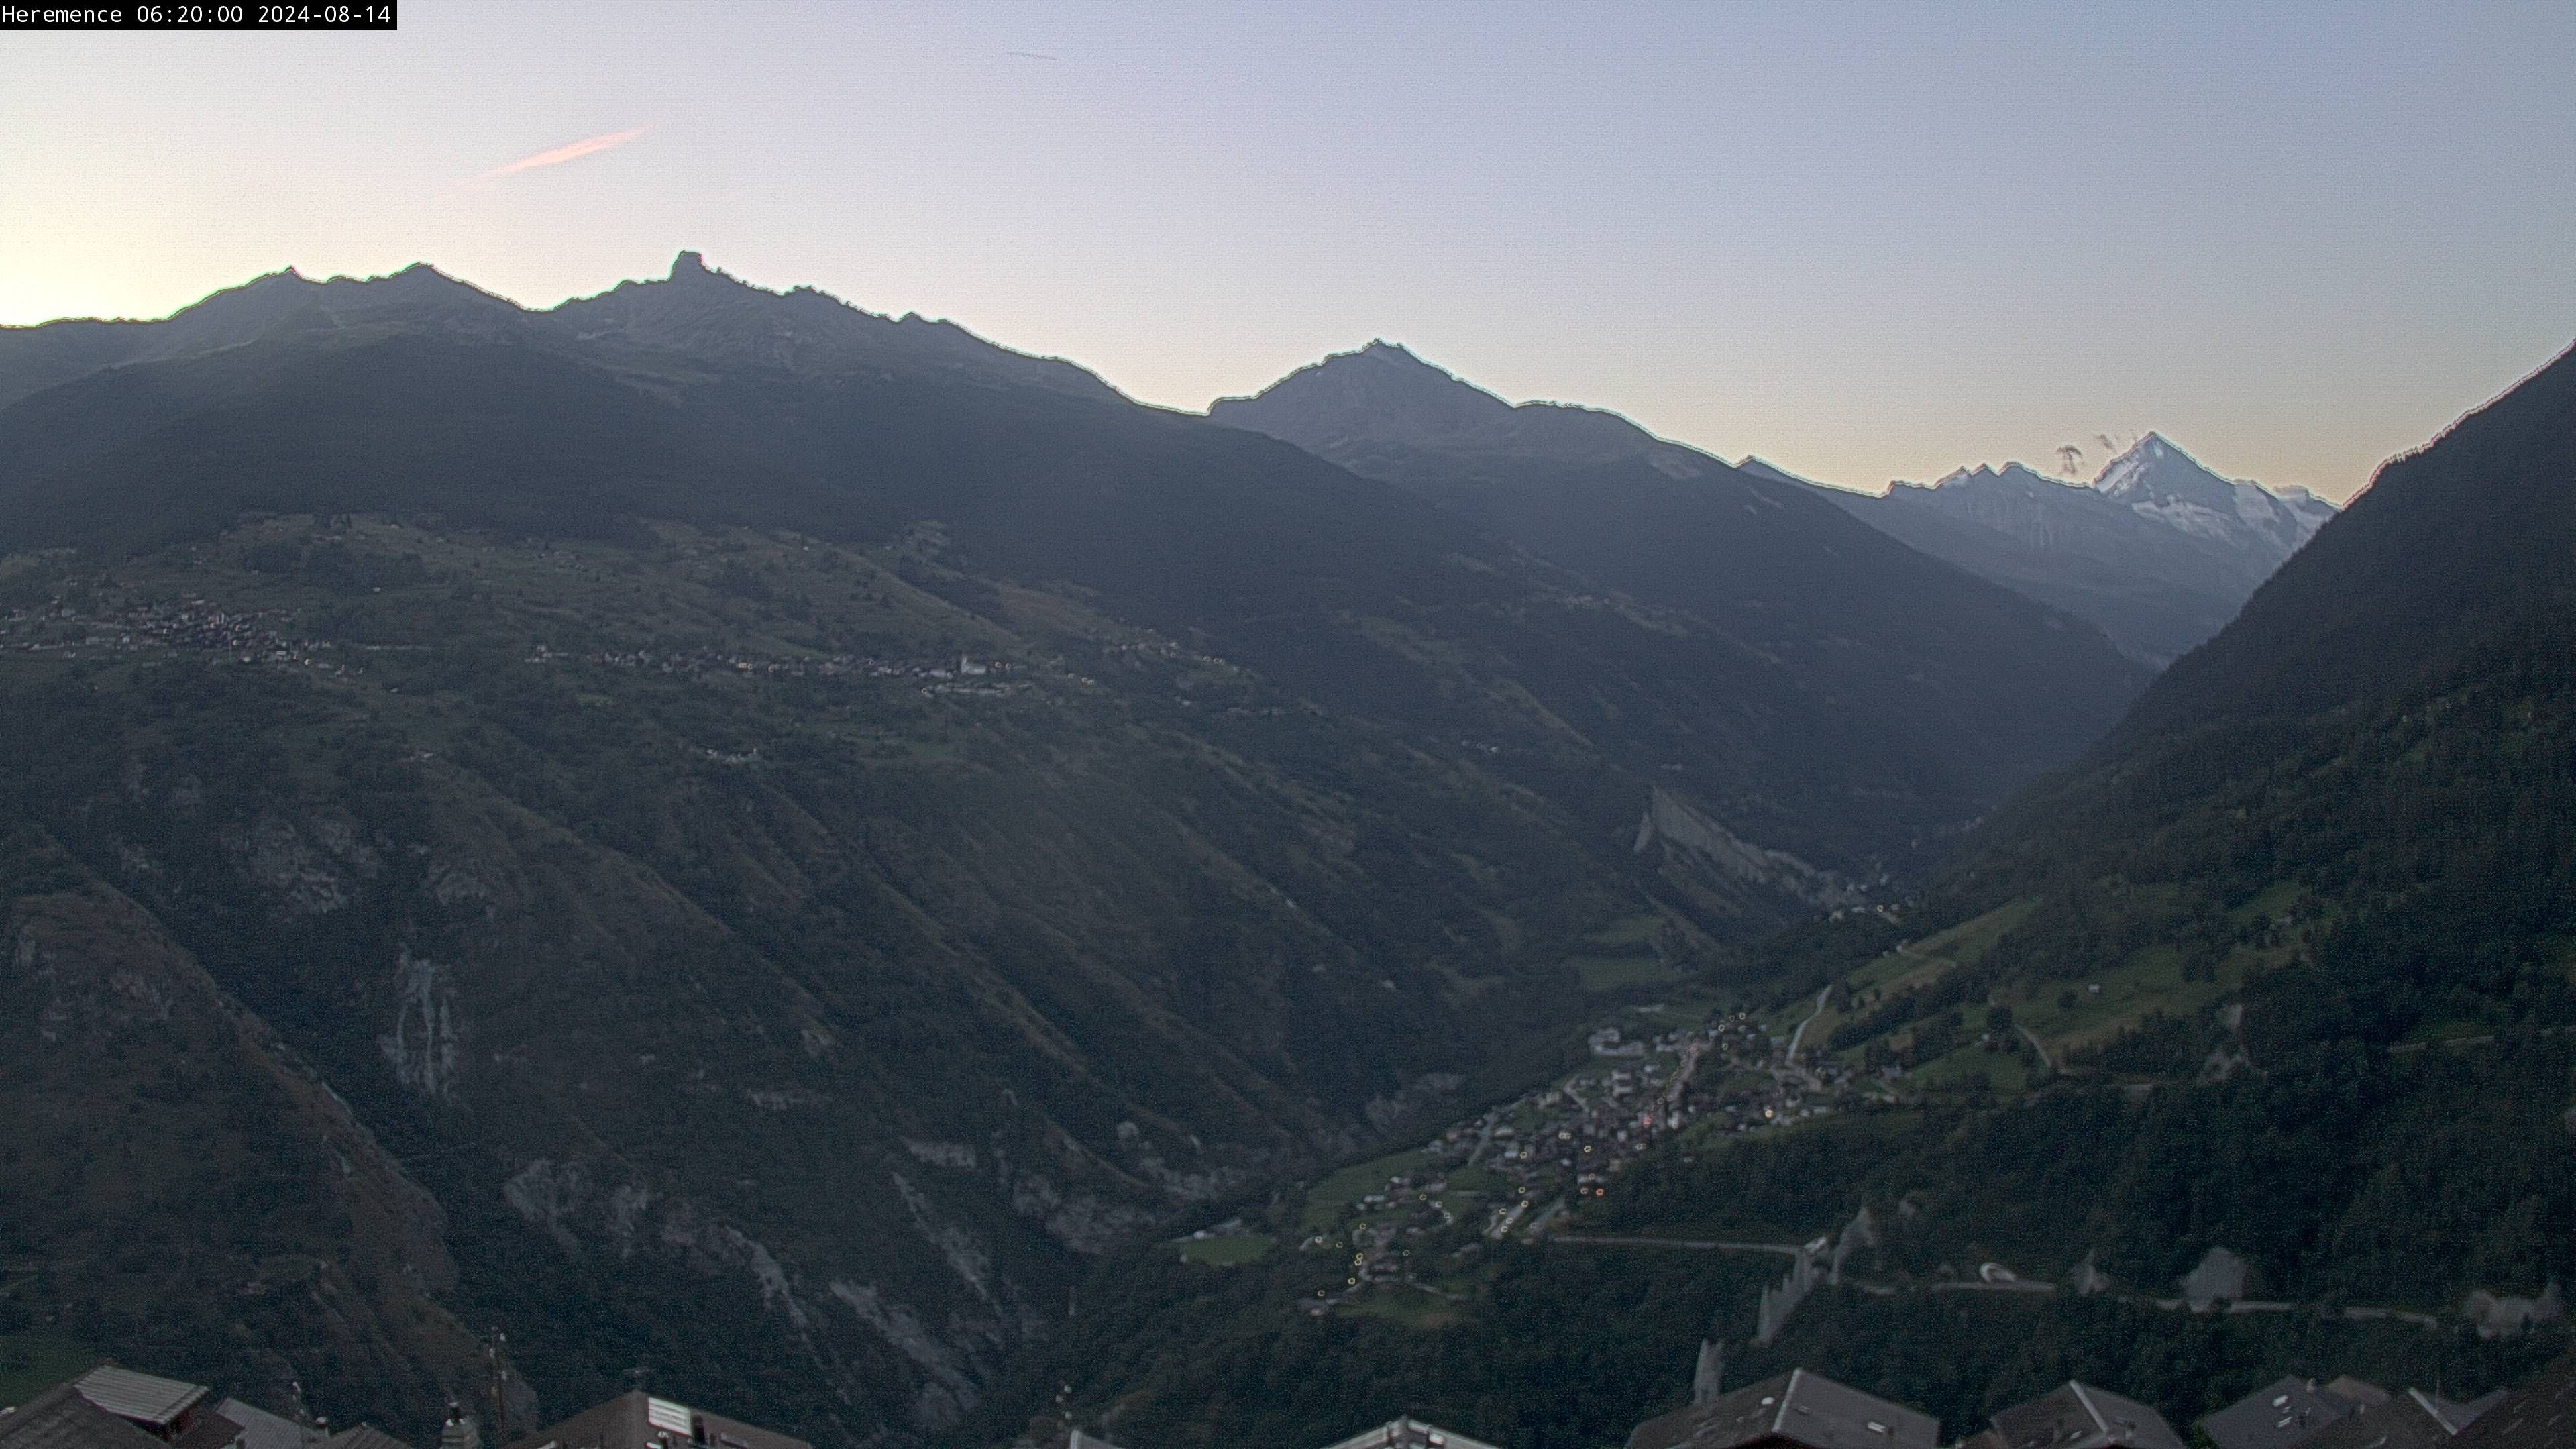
[
  {"x1": 2079, "y1": 433, "x2": 2336, "y2": 549},
  {"x1": 1873, "y1": 433, "x2": 2336, "y2": 556},
  {"x1": 2093, "y1": 432, "x2": 2192, "y2": 500}
]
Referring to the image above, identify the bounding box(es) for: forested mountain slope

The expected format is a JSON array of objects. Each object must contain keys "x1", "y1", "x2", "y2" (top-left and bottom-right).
[
  {"x1": 0, "y1": 822, "x2": 483, "y2": 1428},
  {"x1": 997, "y1": 343, "x2": 2576, "y2": 1448},
  {"x1": 0, "y1": 258, "x2": 2160, "y2": 1444},
  {"x1": 1693, "y1": 337, "x2": 2576, "y2": 1421},
  {"x1": 1659, "y1": 340, "x2": 2576, "y2": 1371},
  {"x1": 1964, "y1": 341, "x2": 2576, "y2": 904}
]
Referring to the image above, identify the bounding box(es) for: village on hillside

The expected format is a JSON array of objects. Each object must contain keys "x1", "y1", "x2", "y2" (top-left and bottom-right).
[
  {"x1": 1178, "y1": 967, "x2": 2563, "y2": 1348},
  {"x1": 1193, "y1": 1001, "x2": 1878, "y2": 1319}
]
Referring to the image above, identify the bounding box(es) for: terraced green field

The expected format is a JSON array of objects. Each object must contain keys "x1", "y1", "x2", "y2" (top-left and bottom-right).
[{"x1": 1299, "y1": 1149, "x2": 1435, "y2": 1233}]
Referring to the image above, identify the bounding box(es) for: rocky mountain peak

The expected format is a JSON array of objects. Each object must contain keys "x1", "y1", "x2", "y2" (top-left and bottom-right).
[
  {"x1": 1907, "y1": 461, "x2": 2073, "y2": 496},
  {"x1": 1325, "y1": 337, "x2": 1484, "y2": 390},
  {"x1": 649, "y1": 250, "x2": 761, "y2": 297},
  {"x1": 2092, "y1": 432, "x2": 2244, "y2": 507},
  {"x1": 1211, "y1": 342, "x2": 1689, "y2": 468},
  {"x1": 1208, "y1": 341, "x2": 1512, "y2": 452},
  {"x1": 663, "y1": 250, "x2": 757, "y2": 294},
  {"x1": 532, "y1": 254, "x2": 1118, "y2": 401},
  {"x1": 1734, "y1": 456, "x2": 1827, "y2": 490},
  {"x1": 2084, "y1": 434, "x2": 2332, "y2": 549}
]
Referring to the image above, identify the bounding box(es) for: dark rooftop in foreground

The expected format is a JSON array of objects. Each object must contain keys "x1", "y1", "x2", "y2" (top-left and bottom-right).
[
  {"x1": 70, "y1": 1372, "x2": 208, "y2": 1437},
  {"x1": 2302, "y1": 1385, "x2": 2505, "y2": 1449},
  {"x1": 2200, "y1": 1379, "x2": 2376, "y2": 1449},
  {"x1": 1318, "y1": 1419, "x2": 1504, "y2": 1449},
  {"x1": 1972, "y1": 1381, "x2": 2186, "y2": 1449},
  {"x1": 209, "y1": 1402, "x2": 305, "y2": 1449},
  {"x1": 0, "y1": 1386, "x2": 179, "y2": 1449},
  {"x1": 1627, "y1": 1369, "x2": 1939, "y2": 1449},
  {"x1": 519, "y1": 1393, "x2": 808, "y2": 1449},
  {"x1": 2453, "y1": 1348, "x2": 2576, "y2": 1449}
]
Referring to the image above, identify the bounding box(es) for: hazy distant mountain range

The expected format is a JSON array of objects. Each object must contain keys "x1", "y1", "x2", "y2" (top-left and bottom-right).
[
  {"x1": 1212, "y1": 340, "x2": 2333, "y2": 672},
  {"x1": 1753, "y1": 437, "x2": 2338, "y2": 665},
  {"x1": 0, "y1": 251, "x2": 1119, "y2": 413},
  {"x1": 5, "y1": 265, "x2": 2324, "y2": 676},
  {"x1": 1209, "y1": 341, "x2": 2147, "y2": 815}
]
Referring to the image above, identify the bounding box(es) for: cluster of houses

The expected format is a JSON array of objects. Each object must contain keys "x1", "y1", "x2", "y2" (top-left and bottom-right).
[
  {"x1": 10, "y1": 1350, "x2": 2571, "y2": 1449},
  {"x1": 1261, "y1": 1005, "x2": 1902, "y2": 1319},
  {"x1": 1466, "y1": 1015, "x2": 1812, "y2": 1220},
  {"x1": 1275, "y1": 1014, "x2": 1801, "y2": 1313},
  {"x1": 1, "y1": 597, "x2": 329, "y2": 669},
  {"x1": 541, "y1": 645, "x2": 1020, "y2": 690},
  {"x1": 1028, "y1": 1350, "x2": 2573, "y2": 1449},
  {"x1": 0, "y1": 1368, "x2": 811, "y2": 1449},
  {"x1": 0, "y1": 588, "x2": 1035, "y2": 700}
]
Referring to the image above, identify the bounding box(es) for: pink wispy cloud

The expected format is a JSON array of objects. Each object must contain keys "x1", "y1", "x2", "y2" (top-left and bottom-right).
[{"x1": 482, "y1": 125, "x2": 655, "y2": 180}]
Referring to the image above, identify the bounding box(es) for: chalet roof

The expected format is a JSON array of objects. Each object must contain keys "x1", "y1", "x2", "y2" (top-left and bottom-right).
[
  {"x1": 211, "y1": 1401, "x2": 309, "y2": 1449},
  {"x1": 2202, "y1": 1379, "x2": 2373, "y2": 1449},
  {"x1": 0, "y1": 1386, "x2": 180, "y2": 1449},
  {"x1": 2453, "y1": 1349, "x2": 2576, "y2": 1449},
  {"x1": 74, "y1": 1370, "x2": 209, "y2": 1431},
  {"x1": 2302, "y1": 1385, "x2": 2505, "y2": 1449},
  {"x1": 518, "y1": 1393, "x2": 809, "y2": 1449},
  {"x1": 1318, "y1": 1419, "x2": 1504, "y2": 1449},
  {"x1": 2418, "y1": 1389, "x2": 2507, "y2": 1436},
  {"x1": 1985, "y1": 1383, "x2": 2186, "y2": 1449},
  {"x1": 1627, "y1": 1368, "x2": 1939, "y2": 1449}
]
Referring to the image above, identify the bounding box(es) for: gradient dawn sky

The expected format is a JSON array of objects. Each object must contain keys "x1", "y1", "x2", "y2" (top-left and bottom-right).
[{"x1": 5, "y1": 1, "x2": 2571, "y2": 501}]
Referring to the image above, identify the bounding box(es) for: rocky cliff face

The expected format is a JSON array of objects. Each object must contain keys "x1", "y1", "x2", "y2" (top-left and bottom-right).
[
  {"x1": 0, "y1": 822, "x2": 484, "y2": 1432},
  {"x1": 40, "y1": 677, "x2": 1319, "y2": 1441},
  {"x1": 1633, "y1": 788, "x2": 1865, "y2": 911}
]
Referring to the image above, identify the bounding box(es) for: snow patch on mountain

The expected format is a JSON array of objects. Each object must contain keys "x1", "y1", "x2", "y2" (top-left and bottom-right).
[
  {"x1": 2129, "y1": 495, "x2": 2239, "y2": 541},
  {"x1": 2092, "y1": 433, "x2": 2180, "y2": 500}
]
